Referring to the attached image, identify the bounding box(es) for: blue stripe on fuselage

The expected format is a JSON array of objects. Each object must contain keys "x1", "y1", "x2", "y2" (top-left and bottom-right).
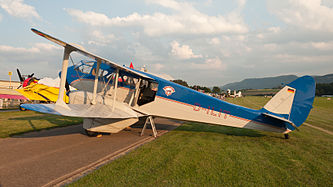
[{"x1": 128, "y1": 68, "x2": 287, "y2": 129}]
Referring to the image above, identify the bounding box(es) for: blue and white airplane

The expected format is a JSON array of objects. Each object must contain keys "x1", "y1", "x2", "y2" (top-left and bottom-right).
[{"x1": 22, "y1": 29, "x2": 315, "y2": 139}]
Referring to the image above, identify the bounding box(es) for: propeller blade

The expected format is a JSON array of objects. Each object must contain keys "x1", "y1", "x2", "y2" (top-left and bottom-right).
[
  {"x1": 16, "y1": 68, "x2": 24, "y2": 82},
  {"x1": 28, "y1": 73, "x2": 35, "y2": 78}
]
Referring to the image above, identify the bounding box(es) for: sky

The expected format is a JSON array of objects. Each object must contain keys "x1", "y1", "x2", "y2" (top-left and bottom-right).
[{"x1": 0, "y1": 0, "x2": 333, "y2": 86}]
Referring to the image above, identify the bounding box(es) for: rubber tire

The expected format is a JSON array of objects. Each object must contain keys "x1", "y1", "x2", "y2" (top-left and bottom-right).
[
  {"x1": 85, "y1": 129, "x2": 98, "y2": 137},
  {"x1": 19, "y1": 105, "x2": 26, "y2": 111}
]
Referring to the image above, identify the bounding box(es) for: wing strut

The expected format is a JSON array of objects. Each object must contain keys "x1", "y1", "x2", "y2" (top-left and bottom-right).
[
  {"x1": 130, "y1": 78, "x2": 142, "y2": 107},
  {"x1": 112, "y1": 69, "x2": 119, "y2": 111},
  {"x1": 91, "y1": 59, "x2": 101, "y2": 105},
  {"x1": 56, "y1": 47, "x2": 73, "y2": 108}
]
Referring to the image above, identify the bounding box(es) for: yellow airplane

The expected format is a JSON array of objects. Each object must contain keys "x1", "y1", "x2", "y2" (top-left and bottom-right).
[{"x1": 15, "y1": 69, "x2": 68, "y2": 103}]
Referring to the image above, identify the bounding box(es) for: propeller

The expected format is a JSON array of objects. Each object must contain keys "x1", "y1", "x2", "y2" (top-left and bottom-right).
[
  {"x1": 28, "y1": 73, "x2": 34, "y2": 78},
  {"x1": 16, "y1": 68, "x2": 24, "y2": 82}
]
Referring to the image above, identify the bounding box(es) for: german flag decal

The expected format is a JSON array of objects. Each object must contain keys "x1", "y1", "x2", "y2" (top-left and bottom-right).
[{"x1": 287, "y1": 88, "x2": 295, "y2": 93}]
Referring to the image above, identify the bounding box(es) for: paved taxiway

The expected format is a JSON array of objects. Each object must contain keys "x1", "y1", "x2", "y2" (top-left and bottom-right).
[{"x1": 0, "y1": 118, "x2": 181, "y2": 187}]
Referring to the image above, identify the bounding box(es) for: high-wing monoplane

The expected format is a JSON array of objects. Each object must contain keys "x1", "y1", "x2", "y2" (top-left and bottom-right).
[{"x1": 22, "y1": 29, "x2": 315, "y2": 139}]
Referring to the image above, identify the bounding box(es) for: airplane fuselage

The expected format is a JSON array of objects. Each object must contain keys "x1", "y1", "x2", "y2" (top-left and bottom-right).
[{"x1": 64, "y1": 62, "x2": 291, "y2": 134}]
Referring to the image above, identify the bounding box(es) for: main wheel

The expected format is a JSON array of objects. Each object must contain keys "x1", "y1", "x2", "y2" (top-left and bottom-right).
[
  {"x1": 85, "y1": 129, "x2": 98, "y2": 137},
  {"x1": 19, "y1": 105, "x2": 26, "y2": 111}
]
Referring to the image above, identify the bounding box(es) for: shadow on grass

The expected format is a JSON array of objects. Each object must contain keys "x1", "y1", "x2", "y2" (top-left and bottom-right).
[
  {"x1": 7, "y1": 115, "x2": 83, "y2": 138},
  {"x1": 175, "y1": 122, "x2": 265, "y2": 137}
]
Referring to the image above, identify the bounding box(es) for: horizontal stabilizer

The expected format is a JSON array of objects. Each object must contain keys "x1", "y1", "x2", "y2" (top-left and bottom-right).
[
  {"x1": 21, "y1": 103, "x2": 139, "y2": 119},
  {"x1": 262, "y1": 113, "x2": 298, "y2": 130}
]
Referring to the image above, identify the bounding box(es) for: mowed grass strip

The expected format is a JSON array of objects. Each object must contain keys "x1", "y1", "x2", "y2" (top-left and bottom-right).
[
  {"x1": 70, "y1": 96, "x2": 333, "y2": 186},
  {"x1": 0, "y1": 111, "x2": 82, "y2": 138}
]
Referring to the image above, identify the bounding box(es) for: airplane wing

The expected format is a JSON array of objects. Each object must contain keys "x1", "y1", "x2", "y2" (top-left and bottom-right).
[
  {"x1": 21, "y1": 102, "x2": 143, "y2": 118},
  {"x1": 31, "y1": 28, "x2": 153, "y2": 80},
  {"x1": 16, "y1": 84, "x2": 69, "y2": 103}
]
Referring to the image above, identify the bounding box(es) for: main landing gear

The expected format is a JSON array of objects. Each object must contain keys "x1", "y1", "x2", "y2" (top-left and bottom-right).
[
  {"x1": 85, "y1": 129, "x2": 99, "y2": 137},
  {"x1": 141, "y1": 116, "x2": 157, "y2": 138}
]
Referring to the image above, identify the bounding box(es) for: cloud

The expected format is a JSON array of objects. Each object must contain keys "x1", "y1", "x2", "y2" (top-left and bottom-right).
[
  {"x1": 65, "y1": 8, "x2": 110, "y2": 26},
  {"x1": 0, "y1": 0, "x2": 40, "y2": 19},
  {"x1": 0, "y1": 45, "x2": 40, "y2": 53},
  {"x1": 0, "y1": 43, "x2": 59, "y2": 54},
  {"x1": 191, "y1": 57, "x2": 226, "y2": 70},
  {"x1": 34, "y1": 43, "x2": 61, "y2": 51},
  {"x1": 267, "y1": 27, "x2": 281, "y2": 33},
  {"x1": 87, "y1": 30, "x2": 115, "y2": 46},
  {"x1": 209, "y1": 37, "x2": 220, "y2": 45},
  {"x1": 237, "y1": 0, "x2": 246, "y2": 8},
  {"x1": 268, "y1": 0, "x2": 333, "y2": 32},
  {"x1": 151, "y1": 63, "x2": 165, "y2": 71},
  {"x1": 65, "y1": 0, "x2": 248, "y2": 36},
  {"x1": 311, "y1": 41, "x2": 333, "y2": 50},
  {"x1": 0, "y1": 42, "x2": 63, "y2": 81},
  {"x1": 150, "y1": 72, "x2": 174, "y2": 80},
  {"x1": 158, "y1": 73, "x2": 174, "y2": 80},
  {"x1": 274, "y1": 53, "x2": 333, "y2": 63},
  {"x1": 170, "y1": 41, "x2": 202, "y2": 59}
]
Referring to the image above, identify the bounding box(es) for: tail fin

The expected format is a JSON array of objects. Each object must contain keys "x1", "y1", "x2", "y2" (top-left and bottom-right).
[{"x1": 262, "y1": 76, "x2": 315, "y2": 130}]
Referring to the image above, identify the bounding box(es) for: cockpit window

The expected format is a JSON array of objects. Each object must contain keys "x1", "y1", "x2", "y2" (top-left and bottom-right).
[
  {"x1": 100, "y1": 70, "x2": 108, "y2": 77},
  {"x1": 75, "y1": 63, "x2": 94, "y2": 74}
]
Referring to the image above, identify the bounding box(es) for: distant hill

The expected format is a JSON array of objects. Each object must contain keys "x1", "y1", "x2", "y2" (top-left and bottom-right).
[
  {"x1": 221, "y1": 74, "x2": 333, "y2": 90},
  {"x1": 313, "y1": 74, "x2": 333, "y2": 84}
]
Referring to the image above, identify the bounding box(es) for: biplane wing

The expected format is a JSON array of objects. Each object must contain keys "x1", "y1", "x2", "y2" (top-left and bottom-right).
[
  {"x1": 31, "y1": 28, "x2": 153, "y2": 80},
  {"x1": 21, "y1": 102, "x2": 141, "y2": 119}
]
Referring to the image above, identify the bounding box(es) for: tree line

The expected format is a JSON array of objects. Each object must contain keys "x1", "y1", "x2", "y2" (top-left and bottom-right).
[
  {"x1": 172, "y1": 79, "x2": 333, "y2": 96},
  {"x1": 171, "y1": 79, "x2": 221, "y2": 94},
  {"x1": 316, "y1": 82, "x2": 333, "y2": 96}
]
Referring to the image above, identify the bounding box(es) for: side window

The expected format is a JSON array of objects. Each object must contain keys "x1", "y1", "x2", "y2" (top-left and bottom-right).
[
  {"x1": 121, "y1": 76, "x2": 136, "y2": 88},
  {"x1": 99, "y1": 70, "x2": 108, "y2": 77}
]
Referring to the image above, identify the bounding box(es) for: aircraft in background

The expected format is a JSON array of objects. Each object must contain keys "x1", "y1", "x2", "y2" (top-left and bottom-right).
[
  {"x1": 15, "y1": 69, "x2": 69, "y2": 104},
  {"x1": 22, "y1": 28, "x2": 315, "y2": 139}
]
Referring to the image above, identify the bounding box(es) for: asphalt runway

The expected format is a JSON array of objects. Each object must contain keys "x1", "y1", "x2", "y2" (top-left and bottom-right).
[{"x1": 0, "y1": 118, "x2": 181, "y2": 187}]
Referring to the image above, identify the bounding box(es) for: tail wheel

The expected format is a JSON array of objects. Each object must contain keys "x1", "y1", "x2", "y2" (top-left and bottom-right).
[{"x1": 284, "y1": 134, "x2": 289, "y2": 139}]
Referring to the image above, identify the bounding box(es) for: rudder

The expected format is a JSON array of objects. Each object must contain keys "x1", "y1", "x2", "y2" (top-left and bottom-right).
[{"x1": 262, "y1": 76, "x2": 315, "y2": 130}]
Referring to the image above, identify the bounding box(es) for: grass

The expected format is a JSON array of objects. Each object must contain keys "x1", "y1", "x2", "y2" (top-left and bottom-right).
[
  {"x1": 69, "y1": 96, "x2": 333, "y2": 187},
  {"x1": 306, "y1": 97, "x2": 333, "y2": 132},
  {"x1": 0, "y1": 110, "x2": 82, "y2": 138},
  {"x1": 225, "y1": 96, "x2": 271, "y2": 109},
  {"x1": 226, "y1": 96, "x2": 333, "y2": 132}
]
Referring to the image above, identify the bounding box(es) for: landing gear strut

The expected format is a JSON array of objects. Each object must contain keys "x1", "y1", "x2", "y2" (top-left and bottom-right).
[
  {"x1": 141, "y1": 116, "x2": 157, "y2": 138},
  {"x1": 284, "y1": 134, "x2": 289, "y2": 139}
]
